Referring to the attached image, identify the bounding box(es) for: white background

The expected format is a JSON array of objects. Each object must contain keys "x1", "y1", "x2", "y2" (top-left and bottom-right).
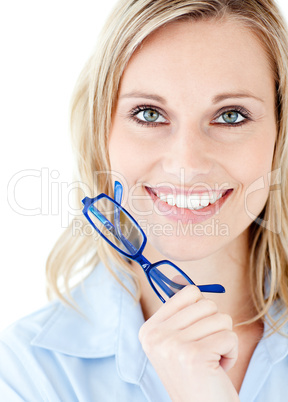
[{"x1": 1, "y1": 0, "x2": 288, "y2": 331}]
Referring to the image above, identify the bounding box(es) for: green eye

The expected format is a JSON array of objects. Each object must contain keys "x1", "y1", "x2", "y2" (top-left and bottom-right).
[
  {"x1": 143, "y1": 109, "x2": 159, "y2": 122},
  {"x1": 215, "y1": 110, "x2": 246, "y2": 125},
  {"x1": 222, "y1": 111, "x2": 238, "y2": 123},
  {"x1": 133, "y1": 107, "x2": 167, "y2": 125}
]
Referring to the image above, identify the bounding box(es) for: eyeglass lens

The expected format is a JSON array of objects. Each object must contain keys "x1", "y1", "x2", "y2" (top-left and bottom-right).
[
  {"x1": 87, "y1": 197, "x2": 144, "y2": 256},
  {"x1": 149, "y1": 263, "x2": 191, "y2": 301}
]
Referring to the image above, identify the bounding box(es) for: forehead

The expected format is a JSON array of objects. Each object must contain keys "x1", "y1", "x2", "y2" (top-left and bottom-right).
[{"x1": 119, "y1": 19, "x2": 275, "y2": 103}]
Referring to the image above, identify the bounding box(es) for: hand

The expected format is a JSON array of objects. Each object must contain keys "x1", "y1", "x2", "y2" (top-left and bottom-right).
[{"x1": 139, "y1": 285, "x2": 239, "y2": 402}]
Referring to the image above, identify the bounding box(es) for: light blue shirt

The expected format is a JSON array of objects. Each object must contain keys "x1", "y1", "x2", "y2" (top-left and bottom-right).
[{"x1": 0, "y1": 262, "x2": 288, "y2": 401}]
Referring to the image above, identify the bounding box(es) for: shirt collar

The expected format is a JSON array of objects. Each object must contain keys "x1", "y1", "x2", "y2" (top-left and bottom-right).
[
  {"x1": 30, "y1": 263, "x2": 170, "y2": 400},
  {"x1": 31, "y1": 262, "x2": 145, "y2": 364},
  {"x1": 116, "y1": 275, "x2": 148, "y2": 383},
  {"x1": 31, "y1": 263, "x2": 288, "y2": 388},
  {"x1": 239, "y1": 301, "x2": 288, "y2": 400}
]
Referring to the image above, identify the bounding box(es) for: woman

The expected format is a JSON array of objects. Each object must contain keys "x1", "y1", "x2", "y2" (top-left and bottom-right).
[{"x1": 1, "y1": 0, "x2": 288, "y2": 400}]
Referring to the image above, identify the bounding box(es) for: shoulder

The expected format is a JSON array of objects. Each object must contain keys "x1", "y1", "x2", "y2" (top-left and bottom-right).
[
  {"x1": 0, "y1": 263, "x2": 126, "y2": 401},
  {"x1": 0, "y1": 300, "x2": 59, "y2": 345},
  {"x1": 0, "y1": 301, "x2": 61, "y2": 401}
]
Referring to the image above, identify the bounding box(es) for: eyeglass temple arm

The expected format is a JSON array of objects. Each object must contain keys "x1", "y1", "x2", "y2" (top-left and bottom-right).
[
  {"x1": 151, "y1": 267, "x2": 225, "y2": 294},
  {"x1": 114, "y1": 181, "x2": 123, "y2": 204},
  {"x1": 82, "y1": 181, "x2": 123, "y2": 236},
  {"x1": 113, "y1": 181, "x2": 140, "y2": 256},
  {"x1": 149, "y1": 268, "x2": 174, "y2": 298},
  {"x1": 88, "y1": 197, "x2": 137, "y2": 256},
  {"x1": 114, "y1": 181, "x2": 123, "y2": 240},
  {"x1": 83, "y1": 183, "x2": 126, "y2": 248},
  {"x1": 88, "y1": 204, "x2": 137, "y2": 256},
  {"x1": 149, "y1": 268, "x2": 221, "y2": 300},
  {"x1": 88, "y1": 204, "x2": 130, "y2": 251},
  {"x1": 113, "y1": 185, "x2": 171, "y2": 295},
  {"x1": 88, "y1": 204, "x2": 117, "y2": 234}
]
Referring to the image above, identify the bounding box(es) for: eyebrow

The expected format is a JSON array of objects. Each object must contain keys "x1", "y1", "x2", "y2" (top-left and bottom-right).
[
  {"x1": 212, "y1": 92, "x2": 264, "y2": 104},
  {"x1": 119, "y1": 92, "x2": 167, "y2": 104},
  {"x1": 119, "y1": 91, "x2": 264, "y2": 104}
]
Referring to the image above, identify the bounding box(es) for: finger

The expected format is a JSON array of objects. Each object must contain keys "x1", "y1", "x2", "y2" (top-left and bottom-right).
[
  {"x1": 161, "y1": 298, "x2": 218, "y2": 331},
  {"x1": 180, "y1": 313, "x2": 233, "y2": 341},
  {"x1": 197, "y1": 330, "x2": 239, "y2": 372},
  {"x1": 148, "y1": 285, "x2": 204, "y2": 325}
]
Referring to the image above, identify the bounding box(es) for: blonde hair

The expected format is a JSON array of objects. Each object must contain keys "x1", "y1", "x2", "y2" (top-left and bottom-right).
[{"x1": 46, "y1": 0, "x2": 288, "y2": 331}]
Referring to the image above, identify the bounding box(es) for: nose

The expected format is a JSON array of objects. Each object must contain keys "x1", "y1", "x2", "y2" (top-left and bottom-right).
[{"x1": 161, "y1": 123, "x2": 214, "y2": 182}]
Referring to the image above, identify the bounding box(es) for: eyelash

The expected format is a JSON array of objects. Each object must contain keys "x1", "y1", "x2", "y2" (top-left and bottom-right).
[
  {"x1": 212, "y1": 106, "x2": 251, "y2": 127},
  {"x1": 128, "y1": 104, "x2": 252, "y2": 128},
  {"x1": 128, "y1": 105, "x2": 168, "y2": 127}
]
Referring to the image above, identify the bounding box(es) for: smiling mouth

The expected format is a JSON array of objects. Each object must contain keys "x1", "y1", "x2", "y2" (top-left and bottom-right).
[{"x1": 146, "y1": 187, "x2": 233, "y2": 212}]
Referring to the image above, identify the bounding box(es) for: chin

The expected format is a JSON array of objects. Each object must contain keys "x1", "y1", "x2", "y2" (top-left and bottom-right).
[{"x1": 150, "y1": 236, "x2": 219, "y2": 262}]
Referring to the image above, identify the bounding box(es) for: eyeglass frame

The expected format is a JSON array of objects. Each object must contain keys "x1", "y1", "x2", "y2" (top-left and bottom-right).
[{"x1": 81, "y1": 181, "x2": 225, "y2": 303}]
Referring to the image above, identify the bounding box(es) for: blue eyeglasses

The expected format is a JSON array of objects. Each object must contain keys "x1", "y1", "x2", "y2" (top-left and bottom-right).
[{"x1": 81, "y1": 181, "x2": 225, "y2": 303}]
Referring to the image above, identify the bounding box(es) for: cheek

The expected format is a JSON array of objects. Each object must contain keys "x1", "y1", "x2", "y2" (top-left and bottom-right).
[
  {"x1": 108, "y1": 124, "x2": 159, "y2": 187},
  {"x1": 228, "y1": 133, "x2": 276, "y2": 217},
  {"x1": 108, "y1": 126, "x2": 151, "y2": 193},
  {"x1": 108, "y1": 131, "x2": 141, "y2": 180}
]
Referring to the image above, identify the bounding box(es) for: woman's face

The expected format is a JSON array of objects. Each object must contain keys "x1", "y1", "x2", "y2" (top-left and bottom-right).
[{"x1": 109, "y1": 18, "x2": 277, "y2": 261}]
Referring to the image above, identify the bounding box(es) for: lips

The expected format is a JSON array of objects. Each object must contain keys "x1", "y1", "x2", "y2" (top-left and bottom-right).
[{"x1": 145, "y1": 186, "x2": 233, "y2": 224}]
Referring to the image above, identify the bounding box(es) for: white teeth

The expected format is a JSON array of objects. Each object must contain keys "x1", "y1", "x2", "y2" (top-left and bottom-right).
[
  {"x1": 159, "y1": 193, "x2": 167, "y2": 202},
  {"x1": 176, "y1": 194, "x2": 187, "y2": 208},
  {"x1": 187, "y1": 195, "x2": 200, "y2": 209},
  {"x1": 209, "y1": 192, "x2": 218, "y2": 204},
  {"x1": 166, "y1": 194, "x2": 175, "y2": 206},
  {"x1": 156, "y1": 191, "x2": 225, "y2": 209},
  {"x1": 200, "y1": 193, "x2": 210, "y2": 207}
]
